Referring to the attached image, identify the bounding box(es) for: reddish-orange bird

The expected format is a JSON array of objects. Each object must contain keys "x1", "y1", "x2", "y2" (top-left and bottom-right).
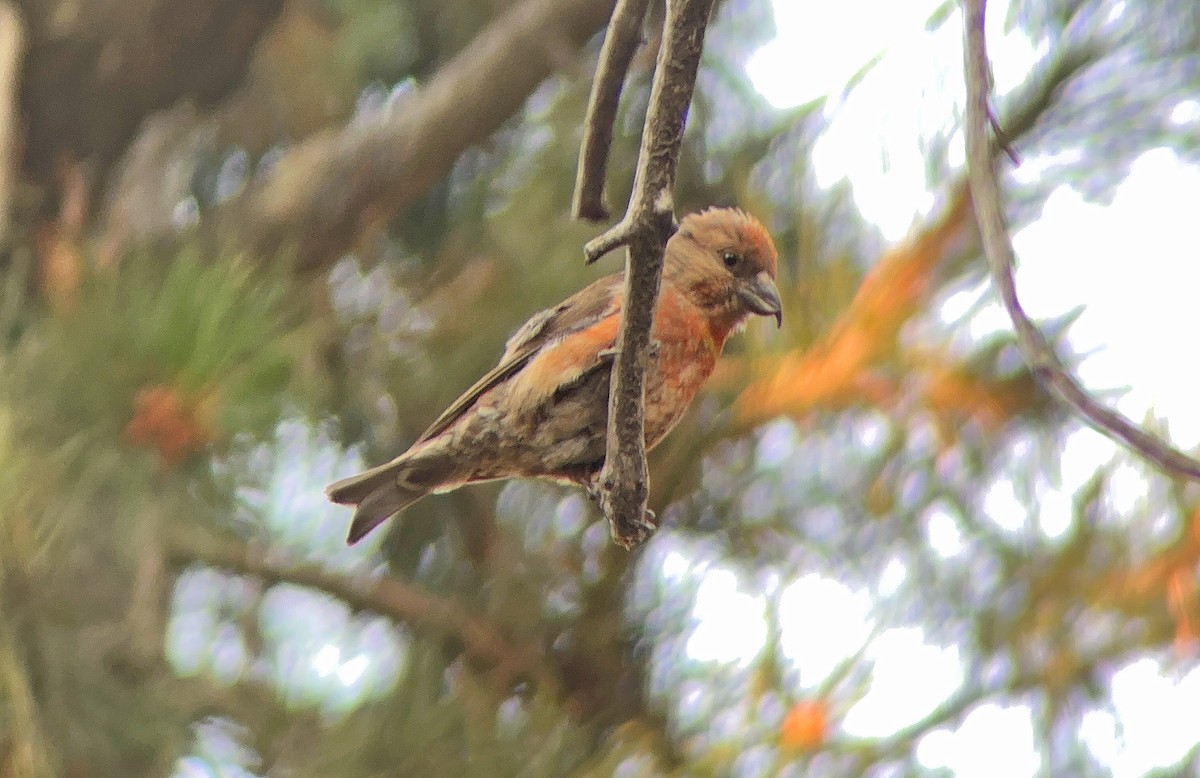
[{"x1": 326, "y1": 208, "x2": 781, "y2": 544}]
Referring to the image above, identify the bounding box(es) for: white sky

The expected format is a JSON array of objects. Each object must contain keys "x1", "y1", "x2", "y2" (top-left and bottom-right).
[{"x1": 688, "y1": 0, "x2": 1200, "y2": 773}]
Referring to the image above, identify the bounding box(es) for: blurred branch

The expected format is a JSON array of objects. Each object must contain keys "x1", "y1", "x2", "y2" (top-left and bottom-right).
[
  {"x1": 730, "y1": 33, "x2": 1103, "y2": 432},
  {"x1": 0, "y1": 629, "x2": 55, "y2": 776},
  {"x1": 856, "y1": 643, "x2": 1115, "y2": 769},
  {"x1": 21, "y1": 0, "x2": 284, "y2": 192},
  {"x1": 571, "y1": 0, "x2": 651, "y2": 221},
  {"x1": 733, "y1": 183, "x2": 976, "y2": 426},
  {"x1": 221, "y1": 0, "x2": 616, "y2": 270},
  {"x1": 962, "y1": 0, "x2": 1200, "y2": 481},
  {"x1": 163, "y1": 674, "x2": 297, "y2": 732},
  {"x1": 844, "y1": 606, "x2": 1180, "y2": 773},
  {"x1": 985, "y1": 40, "x2": 1101, "y2": 153},
  {"x1": 0, "y1": 2, "x2": 22, "y2": 245},
  {"x1": 101, "y1": 104, "x2": 207, "y2": 255},
  {"x1": 166, "y1": 530, "x2": 558, "y2": 692},
  {"x1": 580, "y1": 0, "x2": 713, "y2": 549},
  {"x1": 123, "y1": 506, "x2": 169, "y2": 669}
]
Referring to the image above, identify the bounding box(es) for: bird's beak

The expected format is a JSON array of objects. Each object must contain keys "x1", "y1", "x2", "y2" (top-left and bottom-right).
[{"x1": 738, "y1": 271, "x2": 783, "y2": 327}]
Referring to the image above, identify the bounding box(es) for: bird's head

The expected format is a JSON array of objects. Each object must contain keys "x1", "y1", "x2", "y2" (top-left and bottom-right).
[{"x1": 666, "y1": 207, "x2": 782, "y2": 332}]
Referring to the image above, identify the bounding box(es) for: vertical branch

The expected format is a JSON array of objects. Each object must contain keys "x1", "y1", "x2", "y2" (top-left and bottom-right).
[
  {"x1": 572, "y1": 0, "x2": 653, "y2": 221},
  {"x1": 0, "y1": 3, "x2": 23, "y2": 244},
  {"x1": 580, "y1": 0, "x2": 716, "y2": 547},
  {"x1": 962, "y1": 0, "x2": 1200, "y2": 480}
]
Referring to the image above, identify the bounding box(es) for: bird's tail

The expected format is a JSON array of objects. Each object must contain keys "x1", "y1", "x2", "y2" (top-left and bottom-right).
[{"x1": 326, "y1": 450, "x2": 452, "y2": 544}]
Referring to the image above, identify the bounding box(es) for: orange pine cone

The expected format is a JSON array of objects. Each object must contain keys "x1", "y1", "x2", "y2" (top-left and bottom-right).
[
  {"x1": 124, "y1": 384, "x2": 212, "y2": 467},
  {"x1": 780, "y1": 699, "x2": 829, "y2": 751}
]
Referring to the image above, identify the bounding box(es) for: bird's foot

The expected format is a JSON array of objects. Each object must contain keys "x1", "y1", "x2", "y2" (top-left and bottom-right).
[
  {"x1": 584, "y1": 478, "x2": 658, "y2": 549},
  {"x1": 611, "y1": 507, "x2": 657, "y2": 550},
  {"x1": 597, "y1": 340, "x2": 660, "y2": 362}
]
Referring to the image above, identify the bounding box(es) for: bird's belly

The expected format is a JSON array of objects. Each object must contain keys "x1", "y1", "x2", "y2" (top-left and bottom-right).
[
  {"x1": 459, "y1": 369, "x2": 610, "y2": 482},
  {"x1": 644, "y1": 341, "x2": 716, "y2": 448},
  {"x1": 460, "y1": 337, "x2": 716, "y2": 483}
]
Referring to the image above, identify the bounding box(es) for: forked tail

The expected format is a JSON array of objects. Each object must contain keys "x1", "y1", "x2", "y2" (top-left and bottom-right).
[{"x1": 325, "y1": 456, "x2": 433, "y2": 544}]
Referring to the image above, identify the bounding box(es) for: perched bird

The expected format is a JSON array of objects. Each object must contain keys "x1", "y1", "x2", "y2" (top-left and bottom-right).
[{"x1": 327, "y1": 207, "x2": 781, "y2": 544}]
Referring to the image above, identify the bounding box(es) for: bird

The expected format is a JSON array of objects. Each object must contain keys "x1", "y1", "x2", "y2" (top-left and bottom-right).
[{"x1": 326, "y1": 207, "x2": 781, "y2": 544}]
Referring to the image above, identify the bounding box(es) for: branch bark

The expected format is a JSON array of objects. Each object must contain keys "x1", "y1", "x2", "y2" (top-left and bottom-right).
[
  {"x1": 21, "y1": 0, "x2": 285, "y2": 192},
  {"x1": 222, "y1": 0, "x2": 615, "y2": 270},
  {"x1": 0, "y1": 2, "x2": 22, "y2": 244},
  {"x1": 961, "y1": 0, "x2": 1200, "y2": 481},
  {"x1": 166, "y1": 529, "x2": 557, "y2": 691},
  {"x1": 578, "y1": 0, "x2": 714, "y2": 548},
  {"x1": 571, "y1": 0, "x2": 651, "y2": 221}
]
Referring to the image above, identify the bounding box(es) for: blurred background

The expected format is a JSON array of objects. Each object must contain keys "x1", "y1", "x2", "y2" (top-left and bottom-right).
[{"x1": 1, "y1": 0, "x2": 1198, "y2": 775}]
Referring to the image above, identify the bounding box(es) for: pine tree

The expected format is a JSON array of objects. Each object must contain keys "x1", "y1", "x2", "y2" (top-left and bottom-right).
[{"x1": 0, "y1": 0, "x2": 1197, "y2": 775}]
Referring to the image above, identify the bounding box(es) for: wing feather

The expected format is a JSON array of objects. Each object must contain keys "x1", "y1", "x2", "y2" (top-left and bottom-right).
[{"x1": 415, "y1": 273, "x2": 623, "y2": 443}]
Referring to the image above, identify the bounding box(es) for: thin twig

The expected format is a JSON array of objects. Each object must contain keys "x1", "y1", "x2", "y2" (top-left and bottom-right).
[
  {"x1": 987, "y1": 106, "x2": 1021, "y2": 165},
  {"x1": 572, "y1": 0, "x2": 652, "y2": 221},
  {"x1": 582, "y1": 0, "x2": 715, "y2": 548},
  {"x1": 990, "y1": 41, "x2": 1100, "y2": 147},
  {"x1": 962, "y1": 0, "x2": 1200, "y2": 480},
  {"x1": 847, "y1": 627, "x2": 1149, "y2": 770},
  {"x1": 166, "y1": 528, "x2": 557, "y2": 691}
]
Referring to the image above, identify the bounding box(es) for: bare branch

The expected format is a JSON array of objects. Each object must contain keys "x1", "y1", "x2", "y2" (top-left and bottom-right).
[
  {"x1": 571, "y1": 0, "x2": 652, "y2": 221},
  {"x1": 849, "y1": 627, "x2": 1153, "y2": 770},
  {"x1": 208, "y1": 0, "x2": 616, "y2": 271},
  {"x1": 167, "y1": 529, "x2": 557, "y2": 691},
  {"x1": 986, "y1": 106, "x2": 1022, "y2": 165},
  {"x1": 583, "y1": 0, "x2": 714, "y2": 548},
  {"x1": 962, "y1": 0, "x2": 1200, "y2": 480},
  {"x1": 0, "y1": 3, "x2": 22, "y2": 245},
  {"x1": 20, "y1": 0, "x2": 284, "y2": 193}
]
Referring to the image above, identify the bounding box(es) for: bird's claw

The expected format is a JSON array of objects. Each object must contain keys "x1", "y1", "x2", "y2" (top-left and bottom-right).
[
  {"x1": 611, "y1": 508, "x2": 657, "y2": 549},
  {"x1": 597, "y1": 341, "x2": 660, "y2": 363},
  {"x1": 583, "y1": 480, "x2": 658, "y2": 548}
]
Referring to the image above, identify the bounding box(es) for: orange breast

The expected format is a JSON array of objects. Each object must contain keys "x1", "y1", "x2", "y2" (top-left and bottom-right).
[{"x1": 644, "y1": 289, "x2": 722, "y2": 448}]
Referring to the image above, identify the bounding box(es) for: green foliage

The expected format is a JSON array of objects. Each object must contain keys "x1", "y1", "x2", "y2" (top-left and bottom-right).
[
  {"x1": 323, "y1": 0, "x2": 420, "y2": 84},
  {"x1": 0, "y1": 245, "x2": 321, "y2": 774},
  {"x1": 15, "y1": 249, "x2": 302, "y2": 460},
  {"x1": 279, "y1": 643, "x2": 594, "y2": 778}
]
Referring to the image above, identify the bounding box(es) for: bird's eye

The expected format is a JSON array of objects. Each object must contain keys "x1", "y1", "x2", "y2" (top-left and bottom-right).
[{"x1": 721, "y1": 251, "x2": 740, "y2": 268}]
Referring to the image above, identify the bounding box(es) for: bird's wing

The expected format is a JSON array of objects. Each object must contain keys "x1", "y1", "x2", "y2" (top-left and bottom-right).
[{"x1": 415, "y1": 273, "x2": 624, "y2": 443}]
